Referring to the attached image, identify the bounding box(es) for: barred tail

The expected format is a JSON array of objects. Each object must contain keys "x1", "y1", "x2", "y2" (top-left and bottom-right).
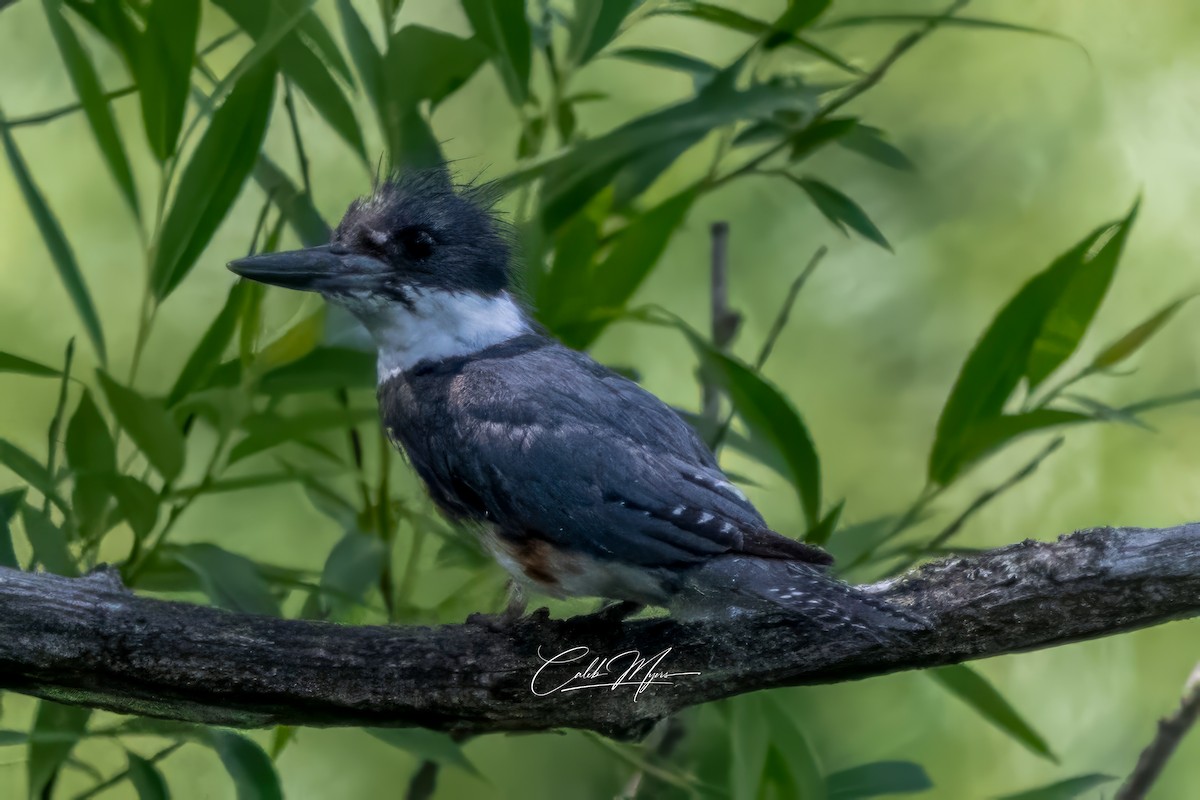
[{"x1": 671, "y1": 555, "x2": 927, "y2": 636}]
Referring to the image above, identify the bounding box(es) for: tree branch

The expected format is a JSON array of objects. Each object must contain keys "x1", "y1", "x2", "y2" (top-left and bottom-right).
[
  {"x1": 1116, "y1": 659, "x2": 1200, "y2": 800},
  {"x1": 1, "y1": 523, "x2": 1198, "y2": 740}
]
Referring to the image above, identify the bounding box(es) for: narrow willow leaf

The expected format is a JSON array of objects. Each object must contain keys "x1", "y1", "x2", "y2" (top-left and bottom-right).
[
  {"x1": 930, "y1": 665, "x2": 1058, "y2": 762},
  {"x1": 253, "y1": 155, "x2": 330, "y2": 247},
  {"x1": 318, "y1": 531, "x2": 385, "y2": 615},
  {"x1": 826, "y1": 761, "x2": 933, "y2": 799},
  {"x1": 366, "y1": 729, "x2": 481, "y2": 777},
  {"x1": 27, "y1": 702, "x2": 91, "y2": 799},
  {"x1": 152, "y1": 60, "x2": 277, "y2": 299},
  {"x1": 204, "y1": 0, "x2": 315, "y2": 109},
  {"x1": 106, "y1": 475, "x2": 160, "y2": 540},
  {"x1": 0, "y1": 440, "x2": 61, "y2": 510},
  {"x1": 21, "y1": 504, "x2": 76, "y2": 576},
  {"x1": 169, "y1": 543, "x2": 280, "y2": 616},
  {"x1": 682, "y1": 328, "x2": 821, "y2": 529},
  {"x1": 0, "y1": 488, "x2": 25, "y2": 569},
  {"x1": 1089, "y1": 295, "x2": 1194, "y2": 371},
  {"x1": 942, "y1": 409, "x2": 1086, "y2": 482},
  {"x1": 66, "y1": 390, "x2": 115, "y2": 474},
  {"x1": 837, "y1": 124, "x2": 915, "y2": 171},
  {"x1": 608, "y1": 47, "x2": 718, "y2": 81},
  {"x1": 569, "y1": 0, "x2": 638, "y2": 65},
  {"x1": 928, "y1": 214, "x2": 1129, "y2": 484},
  {"x1": 126, "y1": 752, "x2": 170, "y2": 800},
  {"x1": 256, "y1": 348, "x2": 376, "y2": 395},
  {"x1": 1025, "y1": 200, "x2": 1139, "y2": 389},
  {"x1": 536, "y1": 212, "x2": 600, "y2": 329},
  {"x1": 653, "y1": 1, "x2": 859, "y2": 73},
  {"x1": 336, "y1": 0, "x2": 384, "y2": 114},
  {"x1": 995, "y1": 774, "x2": 1115, "y2": 800},
  {"x1": 788, "y1": 117, "x2": 859, "y2": 161},
  {"x1": 229, "y1": 408, "x2": 378, "y2": 464},
  {"x1": 43, "y1": 0, "x2": 140, "y2": 217},
  {"x1": 0, "y1": 112, "x2": 106, "y2": 362},
  {"x1": 97, "y1": 371, "x2": 185, "y2": 482},
  {"x1": 763, "y1": 703, "x2": 825, "y2": 800},
  {"x1": 462, "y1": 0, "x2": 532, "y2": 105},
  {"x1": 297, "y1": 12, "x2": 354, "y2": 85},
  {"x1": 503, "y1": 64, "x2": 813, "y2": 231},
  {"x1": 208, "y1": 730, "x2": 284, "y2": 800},
  {"x1": 730, "y1": 696, "x2": 769, "y2": 800},
  {"x1": 139, "y1": 0, "x2": 201, "y2": 161},
  {"x1": 821, "y1": 14, "x2": 1079, "y2": 47},
  {"x1": 793, "y1": 176, "x2": 891, "y2": 251},
  {"x1": 168, "y1": 282, "x2": 247, "y2": 406},
  {"x1": 0, "y1": 350, "x2": 59, "y2": 377}
]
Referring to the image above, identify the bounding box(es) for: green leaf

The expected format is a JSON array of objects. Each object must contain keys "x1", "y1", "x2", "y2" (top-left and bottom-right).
[
  {"x1": 97, "y1": 371, "x2": 185, "y2": 482},
  {"x1": 22, "y1": 503, "x2": 77, "y2": 576},
  {"x1": 0, "y1": 488, "x2": 26, "y2": 569},
  {"x1": 66, "y1": 390, "x2": 115, "y2": 474},
  {"x1": 653, "y1": 1, "x2": 858, "y2": 73},
  {"x1": 569, "y1": 0, "x2": 638, "y2": 65},
  {"x1": 0, "y1": 440, "x2": 63, "y2": 511},
  {"x1": 557, "y1": 189, "x2": 697, "y2": 348},
  {"x1": 168, "y1": 282, "x2": 247, "y2": 406},
  {"x1": 807, "y1": 498, "x2": 844, "y2": 546},
  {"x1": 788, "y1": 117, "x2": 859, "y2": 161},
  {"x1": 462, "y1": 0, "x2": 531, "y2": 105},
  {"x1": 257, "y1": 348, "x2": 376, "y2": 395},
  {"x1": 729, "y1": 696, "x2": 769, "y2": 800},
  {"x1": 821, "y1": 14, "x2": 1077, "y2": 46},
  {"x1": 609, "y1": 47, "x2": 718, "y2": 82},
  {"x1": 384, "y1": 25, "x2": 489, "y2": 109},
  {"x1": 229, "y1": 408, "x2": 379, "y2": 464},
  {"x1": 297, "y1": 12, "x2": 354, "y2": 86},
  {"x1": 152, "y1": 60, "x2": 277, "y2": 299},
  {"x1": 826, "y1": 761, "x2": 933, "y2": 799},
  {"x1": 537, "y1": 212, "x2": 600, "y2": 327},
  {"x1": 681, "y1": 327, "x2": 821, "y2": 529},
  {"x1": 943, "y1": 410, "x2": 1087, "y2": 483},
  {"x1": 763, "y1": 702, "x2": 825, "y2": 800},
  {"x1": 928, "y1": 212, "x2": 1135, "y2": 484},
  {"x1": 0, "y1": 350, "x2": 59, "y2": 378},
  {"x1": 208, "y1": 730, "x2": 284, "y2": 800},
  {"x1": 43, "y1": 0, "x2": 140, "y2": 218},
  {"x1": 138, "y1": 0, "x2": 200, "y2": 161},
  {"x1": 792, "y1": 176, "x2": 891, "y2": 251},
  {"x1": 0, "y1": 110, "x2": 106, "y2": 363},
  {"x1": 318, "y1": 531, "x2": 385, "y2": 615},
  {"x1": 169, "y1": 543, "x2": 280, "y2": 616},
  {"x1": 27, "y1": 701, "x2": 91, "y2": 800},
  {"x1": 253, "y1": 155, "x2": 330, "y2": 247},
  {"x1": 127, "y1": 752, "x2": 170, "y2": 800},
  {"x1": 336, "y1": 0, "x2": 384, "y2": 114},
  {"x1": 1089, "y1": 295, "x2": 1194, "y2": 371},
  {"x1": 106, "y1": 475, "x2": 160, "y2": 540},
  {"x1": 929, "y1": 665, "x2": 1057, "y2": 763},
  {"x1": 995, "y1": 774, "x2": 1115, "y2": 800},
  {"x1": 508, "y1": 70, "x2": 814, "y2": 232},
  {"x1": 1025, "y1": 200, "x2": 1139, "y2": 389},
  {"x1": 837, "y1": 124, "x2": 915, "y2": 171},
  {"x1": 366, "y1": 729, "x2": 480, "y2": 777}
]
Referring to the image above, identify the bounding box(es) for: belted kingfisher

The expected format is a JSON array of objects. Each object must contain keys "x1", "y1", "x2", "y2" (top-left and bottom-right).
[{"x1": 229, "y1": 169, "x2": 921, "y2": 631}]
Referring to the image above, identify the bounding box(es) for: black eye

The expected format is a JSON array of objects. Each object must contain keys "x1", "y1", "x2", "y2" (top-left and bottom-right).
[{"x1": 396, "y1": 226, "x2": 436, "y2": 261}]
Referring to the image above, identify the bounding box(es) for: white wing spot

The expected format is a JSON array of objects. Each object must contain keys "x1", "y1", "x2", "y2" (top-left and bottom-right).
[
  {"x1": 672, "y1": 506, "x2": 685, "y2": 516},
  {"x1": 697, "y1": 512, "x2": 714, "y2": 524}
]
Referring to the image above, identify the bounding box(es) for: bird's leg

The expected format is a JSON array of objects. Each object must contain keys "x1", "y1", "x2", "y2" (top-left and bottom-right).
[{"x1": 466, "y1": 580, "x2": 528, "y2": 631}]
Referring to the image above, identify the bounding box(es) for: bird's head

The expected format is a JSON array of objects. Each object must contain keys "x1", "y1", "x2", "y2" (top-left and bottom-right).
[
  {"x1": 229, "y1": 168, "x2": 511, "y2": 302},
  {"x1": 229, "y1": 168, "x2": 530, "y2": 376}
]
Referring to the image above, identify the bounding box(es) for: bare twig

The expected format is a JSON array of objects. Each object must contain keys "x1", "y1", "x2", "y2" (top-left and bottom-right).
[
  {"x1": 1115, "y1": 661, "x2": 1200, "y2": 800},
  {"x1": 1, "y1": 524, "x2": 1199, "y2": 739},
  {"x1": 702, "y1": 221, "x2": 740, "y2": 424},
  {"x1": 4, "y1": 87, "x2": 137, "y2": 128}
]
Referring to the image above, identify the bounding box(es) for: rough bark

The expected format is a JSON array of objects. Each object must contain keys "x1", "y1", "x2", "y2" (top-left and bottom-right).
[{"x1": 1, "y1": 524, "x2": 1198, "y2": 740}]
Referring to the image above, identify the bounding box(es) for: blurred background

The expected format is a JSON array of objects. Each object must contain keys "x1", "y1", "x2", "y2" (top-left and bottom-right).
[{"x1": 2, "y1": 0, "x2": 1200, "y2": 798}]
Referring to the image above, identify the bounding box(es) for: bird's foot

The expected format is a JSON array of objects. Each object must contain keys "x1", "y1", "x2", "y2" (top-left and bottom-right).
[{"x1": 467, "y1": 582, "x2": 541, "y2": 631}]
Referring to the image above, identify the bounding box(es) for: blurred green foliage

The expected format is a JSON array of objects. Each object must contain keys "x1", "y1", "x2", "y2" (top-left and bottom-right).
[{"x1": 1, "y1": 0, "x2": 1199, "y2": 798}]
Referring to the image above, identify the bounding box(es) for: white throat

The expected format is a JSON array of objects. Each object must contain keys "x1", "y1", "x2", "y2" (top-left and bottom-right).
[{"x1": 347, "y1": 288, "x2": 531, "y2": 381}]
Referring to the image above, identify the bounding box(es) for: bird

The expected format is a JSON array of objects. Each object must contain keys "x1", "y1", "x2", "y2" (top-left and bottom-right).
[{"x1": 228, "y1": 168, "x2": 923, "y2": 633}]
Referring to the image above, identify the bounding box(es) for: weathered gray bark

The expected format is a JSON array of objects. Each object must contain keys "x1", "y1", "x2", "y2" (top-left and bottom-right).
[{"x1": 0, "y1": 524, "x2": 1198, "y2": 740}]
